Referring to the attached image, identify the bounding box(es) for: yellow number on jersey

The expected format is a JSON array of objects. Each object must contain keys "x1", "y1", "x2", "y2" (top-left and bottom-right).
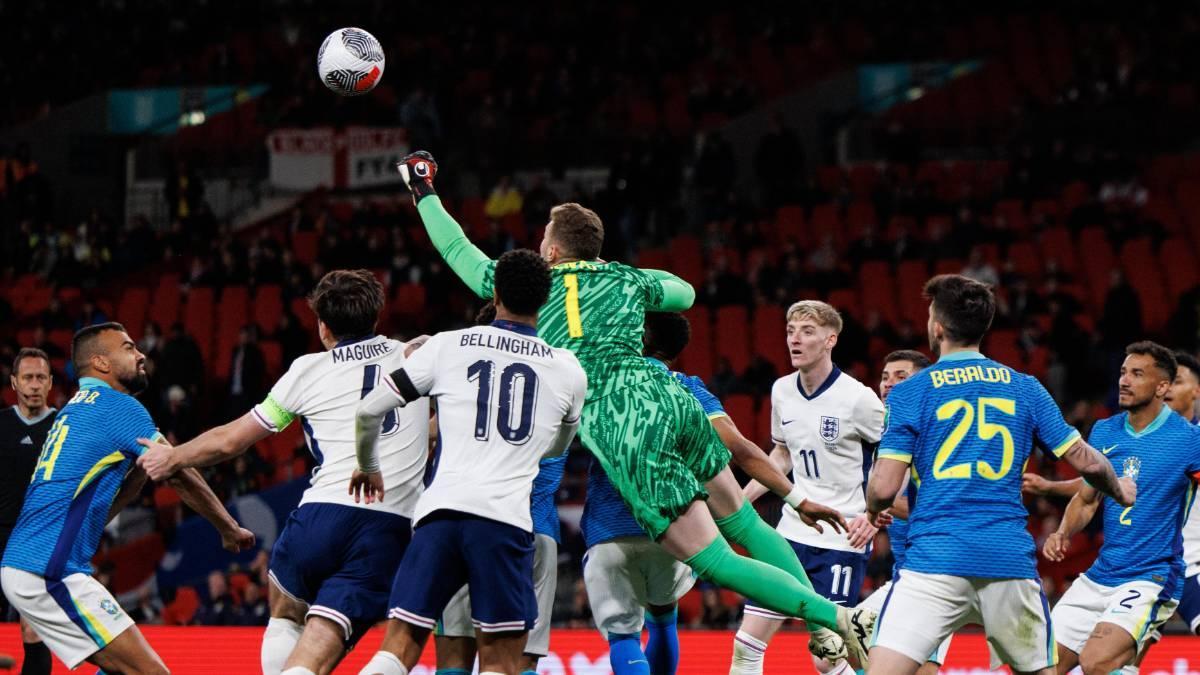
[
  {"x1": 933, "y1": 398, "x2": 1017, "y2": 481},
  {"x1": 33, "y1": 415, "x2": 70, "y2": 482},
  {"x1": 1119, "y1": 506, "x2": 1133, "y2": 525},
  {"x1": 563, "y1": 273, "x2": 583, "y2": 338}
]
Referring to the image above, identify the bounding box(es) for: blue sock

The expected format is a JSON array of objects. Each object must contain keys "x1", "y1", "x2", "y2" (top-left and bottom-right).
[
  {"x1": 435, "y1": 670, "x2": 471, "y2": 675},
  {"x1": 521, "y1": 671, "x2": 538, "y2": 675},
  {"x1": 609, "y1": 631, "x2": 650, "y2": 675},
  {"x1": 644, "y1": 608, "x2": 680, "y2": 675}
]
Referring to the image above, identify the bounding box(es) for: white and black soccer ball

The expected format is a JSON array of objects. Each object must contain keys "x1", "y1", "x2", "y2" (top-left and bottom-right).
[{"x1": 317, "y1": 27, "x2": 385, "y2": 96}]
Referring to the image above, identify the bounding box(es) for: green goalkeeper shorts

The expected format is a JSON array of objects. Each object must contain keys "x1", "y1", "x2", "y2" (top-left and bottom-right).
[{"x1": 578, "y1": 370, "x2": 732, "y2": 539}]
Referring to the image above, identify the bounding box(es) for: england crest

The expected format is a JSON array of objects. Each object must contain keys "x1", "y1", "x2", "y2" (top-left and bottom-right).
[{"x1": 820, "y1": 416, "x2": 840, "y2": 442}]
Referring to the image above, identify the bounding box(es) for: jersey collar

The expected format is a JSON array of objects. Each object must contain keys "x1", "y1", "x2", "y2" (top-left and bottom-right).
[
  {"x1": 78, "y1": 377, "x2": 112, "y2": 390},
  {"x1": 1123, "y1": 403, "x2": 1173, "y2": 438},
  {"x1": 334, "y1": 335, "x2": 375, "y2": 348},
  {"x1": 14, "y1": 407, "x2": 56, "y2": 425},
  {"x1": 937, "y1": 350, "x2": 985, "y2": 363},
  {"x1": 491, "y1": 319, "x2": 538, "y2": 337},
  {"x1": 797, "y1": 365, "x2": 841, "y2": 400}
]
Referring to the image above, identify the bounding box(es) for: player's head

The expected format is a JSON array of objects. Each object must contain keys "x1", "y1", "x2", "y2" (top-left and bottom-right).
[
  {"x1": 785, "y1": 300, "x2": 841, "y2": 372},
  {"x1": 11, "y1": 347, "x2": 52, "y2": 413},
  {"x1": 1119, "y1": 341, "x2": 1176, "y2": 412},
  {"x1": 72, "y1": 322, "x2": 148, "y2": 394},
  {"x1": 539, "y1": 203, "x2": 603, "y2": 265},
  {"x1": 923, "y1": 274, "x2": 995, "y2": 355},
  {"x1": 1165, "y1": 350, "x2": 1200, "y2": 419},
  {"x1": 308, "y1": 269, "x2": 385, "y2": 346},
  {"x1": 880, "y1": 349, "x2": 931, "y2": 403},
  {"x1": 643, "y1": 312, "x2": 691, "y2": 364},
  {"x1": 493, "y1": 249, "x2": 551, "y2": 320}
]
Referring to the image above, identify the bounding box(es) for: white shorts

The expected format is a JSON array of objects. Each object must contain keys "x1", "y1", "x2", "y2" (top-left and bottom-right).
[
  {"x1": 1051, "y1": 574, "x2": 1178, "y2": 655},
  {"x1": 1, "y1": 567, "x2": 135, "y2": 669},
  {"x1": 871, "y1": 570, "x2": 1054, "y2": 672},
  {"x1": 437, "y1": 533, "x2": 558, "y2": 656},
  {"x1": 859, "y1": 579, "x2": 952, "y2": 664},
  {"x1": 582, "y1": 537, "x2": 696, "y2": 638}
]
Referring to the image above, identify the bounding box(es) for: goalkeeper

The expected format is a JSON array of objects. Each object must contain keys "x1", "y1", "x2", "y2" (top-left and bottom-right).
[{"x1": 394, "y1": 152, "x2": 878, "y2": 663}]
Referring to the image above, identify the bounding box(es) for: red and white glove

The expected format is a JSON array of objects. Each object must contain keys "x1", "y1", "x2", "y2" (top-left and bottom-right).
[{"x1": 395, "y1": 150, "x2": 438, "y2": 202}]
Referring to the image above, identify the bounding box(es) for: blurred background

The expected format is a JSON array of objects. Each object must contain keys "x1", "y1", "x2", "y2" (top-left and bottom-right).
[{"x1": 1, "y1": 0, "x2": 1199, "y2": 643}]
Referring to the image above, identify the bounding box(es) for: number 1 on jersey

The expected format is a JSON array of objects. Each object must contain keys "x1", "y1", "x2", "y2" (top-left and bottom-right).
[{"x1": 563, "y1": 274, "x2": 583, "y2": 338}]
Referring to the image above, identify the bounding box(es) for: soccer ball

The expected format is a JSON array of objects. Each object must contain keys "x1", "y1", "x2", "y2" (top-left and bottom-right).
[{"x1": 317, "y1": 27, "x2": 385, "y2": 96}]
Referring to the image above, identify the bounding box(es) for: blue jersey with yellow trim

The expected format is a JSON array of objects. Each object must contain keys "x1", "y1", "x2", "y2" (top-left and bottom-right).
[
  {"x1": 530, "y1": 455, "x2": 567, "y2": 542},
  {"x1": 2, "y1": 378, "x2": 157, "y2": 578},
  {"x1": 878, "y1": 351, "x2": 1079, "y2": 579},
  {"x1": 1085, "y1": 406, "x2": 1200, "y2": 598},
  {"x1": 581, "y1": 358, "x2": 725, "y2": 547}
]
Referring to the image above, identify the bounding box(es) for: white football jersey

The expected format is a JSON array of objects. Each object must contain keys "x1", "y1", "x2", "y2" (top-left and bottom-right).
[
  {"x1": 770, "y1": 367, "x2": 886, "y2": 552},
  {"x1": 373, "y1": 323, "x2": 586, "y2": 532},
  {"x1": 252, "y1": 335, "x2": 430, "y2": 518}
]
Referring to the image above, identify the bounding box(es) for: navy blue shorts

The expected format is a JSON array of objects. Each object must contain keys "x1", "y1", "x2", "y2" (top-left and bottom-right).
[
  {"x1": 1180, "y1": 573, "x2": 1200, "y2": 634},
  {"x1": 791, "y1": 540, "x2": 868, "y2": 605},
  {"x1": 388, "y1": 510, "x2": 536, "y2": 634},
  {"x1": 269, "y1": 503, "x2": 412, "y2": 645}
]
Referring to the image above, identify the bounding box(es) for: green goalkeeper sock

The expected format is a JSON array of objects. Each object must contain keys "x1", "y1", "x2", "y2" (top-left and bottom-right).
[
  {"x1": 684, "y1": 536, "x2": 839, "y2": 629},
  {"x1": 716, "y1": 499, "x2": 814, "y2": 590}
]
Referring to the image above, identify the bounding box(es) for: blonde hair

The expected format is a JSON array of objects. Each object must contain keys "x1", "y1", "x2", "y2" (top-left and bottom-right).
[{"x1": 785, "y1": 300, "x2": 843, "y2": 334}]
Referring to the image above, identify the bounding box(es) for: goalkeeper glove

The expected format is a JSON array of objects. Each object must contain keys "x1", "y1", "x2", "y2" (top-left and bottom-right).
[{"x1": 396, "y1": 151, "x2": 438, "y2": 202}]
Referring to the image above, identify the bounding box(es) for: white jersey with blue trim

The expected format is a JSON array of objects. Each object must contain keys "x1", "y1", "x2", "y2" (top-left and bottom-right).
[
  {"x1": 770, "y1": 366, "x2": 885, "y2": 552},
  {"x1": 252, "y1": 335, "x2": 430, "y2": 518},
  {"x1": 1184, "y1": 415, "x2": 1200, "y2": 577}
]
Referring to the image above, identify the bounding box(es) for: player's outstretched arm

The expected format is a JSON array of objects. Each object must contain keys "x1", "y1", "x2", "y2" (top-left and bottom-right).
[
  {"x1": 169, "y1": 467, "x2": 256, "y2": 553},
  {"x1": 1059, "y1": 439, "x2": 1136, "y2": 506},
  {"x1": 1022, "y1": 473, "x2": 1084, "y2": 498},
  {"x1": 729, "y1": 433, "x2": 847, "y2": 534},
  {"x1": 137, "y1": 413, "x2": 271, "y2": 482},
  {"x1": 1043, "y1": 482, "x2": 1101, "y2": 562},
  {"x1": 642, "y1": 268, "x2": 695, "y2": 312},
  {"x1": 396, "y1": 152, "x2": 495, "y2": 299},
  {"x1": 741, "y1": 442, "x2": 791, "y2": 503},
  {"x1": 108, "y1": 465, "x2": 150, "y2": 523},
  {"x1": 865, "y1": 457, "x2": 908, "y2": 526}
]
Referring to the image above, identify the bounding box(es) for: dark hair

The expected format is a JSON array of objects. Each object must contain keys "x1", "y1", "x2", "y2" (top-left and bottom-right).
[
  {"x1": 13, "y1": 347, "x2": 50, "y2": 374},
  {"x1": 1125, "y1": 341, "x2": 1177, "y2": 382},
  {"x1": 474, "y1": 301, "x2": 497, "y2": 326},
  {"x1": 549, "y1": 203, "x2": 604, "y2": 260},
  {"x1": 1174, "y1": 350, "x2": 1200, "y2": 382},
  {"x1": 884, "y1": 349, "x2": 931, "y2": 371},
  {"x1": 643, "y1": 312, "x2": 691, "y2": 362},
  {"x1": 72, "y1": 322, "x2": 128, "y2": 374},
  {"x1": 307, "y1": 269, "x2": 384, "y2": 340},
  {"x1": 923, "y1": 274, "x2": 996, "y2": 346},
  {"x1": 494, "y1": 250, "x2": 551, "y2": 316}
]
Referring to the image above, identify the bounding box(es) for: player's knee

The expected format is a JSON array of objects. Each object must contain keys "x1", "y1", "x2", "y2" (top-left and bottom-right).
[{"x1": 1078, "y1": 650, "x2": 1120, "y2": 675}]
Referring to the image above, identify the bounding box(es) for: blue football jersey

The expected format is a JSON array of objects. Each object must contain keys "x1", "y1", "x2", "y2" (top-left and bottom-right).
[
  {"x1": 581, "y1": 358, "x2": 726, "y2": 547},
  {"x1": 1084, "y1": 406, "x2": 1200, "y2": 598},
  {"x1": 878, "y1": 351, "x2": 1080, "y2": 579},
  {"x1": 2, "y1": 378, "x2": 159, "y2": 578},
  {"x1": 530, "y1": 455, "x2": 567, "y2": 542}
]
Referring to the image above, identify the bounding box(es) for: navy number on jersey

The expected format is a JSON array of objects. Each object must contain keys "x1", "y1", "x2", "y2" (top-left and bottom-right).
[
  {"x1": 361, "y1": 365, "x2": 401, "y2": 436},
  {"x1": 467, "y1": 360, "x2": 540, "y2": 445}
]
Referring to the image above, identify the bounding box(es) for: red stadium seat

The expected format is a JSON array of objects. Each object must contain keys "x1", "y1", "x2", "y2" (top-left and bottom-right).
[
  {"x1": 1160, "y1": 237, "x2": 1200, "y2": 302},
  {"x1": 722, "y1": 394, "x2": 755, "y2": 435},
  {"x1": 897, "y1": 259, "x2": 930, "y2": 328},
  {"x1": 636, "y1": 247, "x2": 670, "y2": 270},
  {"x1": 776, "y1": 206, "x2": 806, "y2": 247},
  {"x1": 162, "y1": 587, "x2": 200, "y2": 626},
  {"x1": 715, "y1": 306, "x2": 751, "y2": 374},
  {"x1": 183, "y1": 288, "x2": 215, "y2": 365},
  {"x1": 152, "y1": 275, "x2": 182, "y2": 328},
  {"x1": 846, "y1": 201, "x2": 878, "y2": 239},
  {"x1": 291, "y1": 298, "x2": 316, "y2": 335},
  {"x1": 667, "y1": 235, "x2": 703, "y2": 286},
  {"x1": 985, "y1": 329, "x2": 1023, "y2": 369},
  {"x1": 292, "y1": 231, "x2": 319, "y2": 266},
  {"x1": 1007, "y1": 241, "x2": 1041, "y2": 281},
  {"x1": 1078, "y1": 227, "x2": 1115, "y2": 309},
  {"x1": 392, "y1": 282, "x2": 428, "y2": 318},
  {"x1": 809, "y1": 203, "x2": 842, "y2": 249},
  {"x1": 215, "y1": 286, "x2": 249, "y2": 379},
  {"x1": 848, "y1": 164, "x2": 880, "y2": 200},
  {"x1": 858, "y1": 261, "x2": 897, "y2": 326},
  {"x1": 678, "y1": 306, "x2": 713, "y2": 383},
  {"x1": 1119, "y1": 238, "x2": 1169, "y2": 331},
  {"x1": 116, "y1": 287, "x2": 150, "y2": 339},
  {"x1": 260, "y1": 340, "x2": 283, "y2": 378},
  {"x1": 752, "y1": 305, "x2": 788, "y2": 375},
  {"x1": 1038, "y1": 227, "x2": 1078, "y2": 275},
  {"x1": 827, "y1": 288, "x2": 860, "y2": 319},
  {"x1": 253, "y1": 285, "x2": 284, "y2": 335}
]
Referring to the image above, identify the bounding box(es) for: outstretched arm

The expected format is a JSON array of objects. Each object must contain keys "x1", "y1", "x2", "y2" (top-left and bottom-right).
[
  {"x1": 137, "y1": 413, "x2": 271, "y2": 481},
  {"x1": 643, "y1": 268, "x2": 695, "y2": 312},
  {"x1": 1043, "y1": 482, "x2": 1102, "y2": 561},
  {"x1": 1060, "y1": 440, "x2": 1135, "y2": 506},
  {"x1": 866, "y1": 457, "x2": 909, "y2": 525},
  {"x1": 170, "y1": 467, "x2": 256, "y2": 552},
  {"x1": 416, "y1": 196, "x2": 495, "y2": 299}
]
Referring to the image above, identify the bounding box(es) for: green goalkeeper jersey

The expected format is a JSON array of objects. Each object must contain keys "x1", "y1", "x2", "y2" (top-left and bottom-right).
[{"x1": 416, "y1": 196, "x2": 695, "y2": 400}]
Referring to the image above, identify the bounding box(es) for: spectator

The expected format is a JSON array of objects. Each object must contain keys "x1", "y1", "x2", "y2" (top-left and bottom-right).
[
  {"x1": 754, "y1": 114, "x2": 804, "y2": 209},
  {"x1": 961, "y1": 246, "x2": 999, "y2": 287},
  {"x1": 483, "y1": 176, "x2": 523, "y2": 220},
  {"x1": 227, "y1": 324, "x2": 266, "y2": 418},
  {"x1": 236, "y1": 582, "x2": 269, "y2": 626},
  {"x1": 273, "y1": 310, "x2": 309, "y2": 366},
  {"x1": 129, "y1": 587, "x2": 164, "y2": 625},
  {"x1": 160, "y1": 322, "x2": 204, "y2": 396},
  {"x1": 160, "y1": 385, "x2": 199, "y2": 445},
  {"x1": 1099, "y1": 269, "x2": 1142, "y2": 348},
  {"x1": 195, "y1": 571, "x2": 236, "y2": 626},
  {"x1": 139, "y1": 321, "x2": 164, "y2": 360}
]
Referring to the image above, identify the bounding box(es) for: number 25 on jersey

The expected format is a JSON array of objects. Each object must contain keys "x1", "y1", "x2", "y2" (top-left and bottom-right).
[{"x1": 934, "y1": 397, "x2": 1016, "y2": 481}]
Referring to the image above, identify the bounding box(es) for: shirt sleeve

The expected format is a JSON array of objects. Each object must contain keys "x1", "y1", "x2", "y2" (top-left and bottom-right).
[
  {"x1": 393, "y1": 333, "x2": 443, "y2": 397},
  {"x1": 252, "y1": 360, "x2": 304, "y2": 433},
  {"x1": 109, "y1": 395, "x2": 163, "y2": 458},
  {"x1": 639, "y1": 268, "x2": 694, "y2": 311},
  {"x1": 854, "y1": 388, "x2": 887, "y2": 444},
  {"x1": 417, "y1": 196, "x2": 496, "y2": 299},
  {"x1": 680, "y1": 375, "x2": 726, "y2": 419},
  {"x1": 878, "y1": 383, "x2": 919, "y2": 465},
  {"x1": 1027, "y1": 376, "x2": 1080, "y2": 459},
  {"x1": 770, "y1": 390, "x2": 784, "y2": 445}
]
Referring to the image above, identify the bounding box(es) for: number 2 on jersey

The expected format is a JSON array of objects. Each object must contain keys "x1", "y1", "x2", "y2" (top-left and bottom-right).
[
  {"x1": 933, "y1": 397, "x2": 1016, "y2": 480},
  {"x1": 563, "y1": 274, "x2": 583, "y2": 338},
  {"x1": 468, "y1": 360, "x2": 541, "y2": 444},
  {"x1": 361, "y1": 365, "x2": 401, "y2": 436}
]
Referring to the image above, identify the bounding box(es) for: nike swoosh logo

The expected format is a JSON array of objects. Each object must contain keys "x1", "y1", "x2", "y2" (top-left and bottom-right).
[
  {"x1": 782, "y1": 419, "x2": 794, "y2": 426},
  {"x1": 1101, "y1": 445, "x2": 1118, "y2": 455}
]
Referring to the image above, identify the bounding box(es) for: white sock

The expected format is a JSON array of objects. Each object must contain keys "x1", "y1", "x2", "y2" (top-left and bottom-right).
[
  {"x1": 281, "y1": 669, "x2": 316, "y2": 675},
  {"x1": 1121, "y1": 667, "x2": 1140, "y2": 675},
  {"x1": 813, "y1": 656, "x2": 854, "y2": 675},
  {"x1": 359, "y1": 651, "x2": 408, "y2": 675},
  {"x1": 730, "y1": 630, "x2": 767, "y2": 675},
  {"x1": 262, "y1": 617, "x2": 304, "y2": 675}
]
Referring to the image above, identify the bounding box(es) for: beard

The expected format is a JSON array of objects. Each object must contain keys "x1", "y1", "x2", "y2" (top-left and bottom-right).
[
  {"x1": 1117, "y1": 392, "x2": 1154, "y2": 412},
  {"x1": 118, "y1": 370, "x2": 150, "y2": 395}
]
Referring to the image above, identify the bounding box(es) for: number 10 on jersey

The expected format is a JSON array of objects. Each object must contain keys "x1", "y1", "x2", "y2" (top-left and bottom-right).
[{"x1": 468, "y1": 360, "x2": 541, "y2": 445}]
